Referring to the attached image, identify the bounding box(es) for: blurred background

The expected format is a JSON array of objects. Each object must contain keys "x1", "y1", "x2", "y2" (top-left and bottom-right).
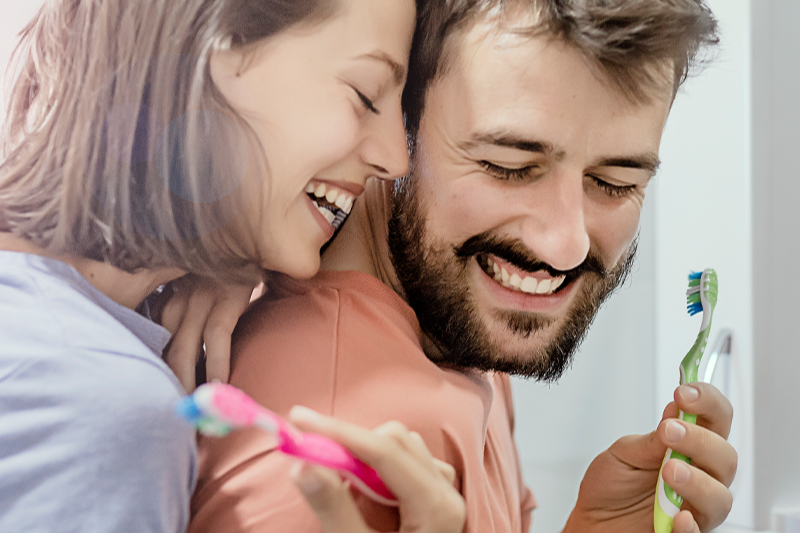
[{"x1": 1, "y1": 0, "x2": 797, "y2": 532}]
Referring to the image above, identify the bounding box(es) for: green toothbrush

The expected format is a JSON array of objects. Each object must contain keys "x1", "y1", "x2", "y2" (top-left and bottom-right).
[{"x1": 654, "y1": 268, "x2": 719, "y2": 533}]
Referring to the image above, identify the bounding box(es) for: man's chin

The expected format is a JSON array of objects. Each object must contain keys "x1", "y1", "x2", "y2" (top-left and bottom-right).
[{"x1": 470, "y1": 311, "x2": 573, "y2": 379}]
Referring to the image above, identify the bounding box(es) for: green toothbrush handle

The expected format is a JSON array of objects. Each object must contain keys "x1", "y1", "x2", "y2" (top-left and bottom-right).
[{"x1": 655, "y1": 329, "x2": 708, "y2": 532}]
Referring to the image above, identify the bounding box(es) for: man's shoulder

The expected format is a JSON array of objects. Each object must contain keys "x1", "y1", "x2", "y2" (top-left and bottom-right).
[{"x1": 232, "y1": 270, "x2": 422, "y2": 376}]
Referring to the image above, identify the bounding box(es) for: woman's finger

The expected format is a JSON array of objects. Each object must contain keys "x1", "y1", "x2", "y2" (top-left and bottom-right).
[
  {"x1": 163, "y1": 287, "x2": 216, "y2": 393},
  {"x1": 288, "y1": 407, "x2": 466, "y2": 533},
  {"x1": 373, "y1": 422, "x2": 437, "y2": 469},
  {"x1": 202, "y1": 283, "x2": 253, "y2": 384},
  {"x1": 291, "y1": 462, "x2": 373, "y2": 533},
  {"x1": 433, "y1": 458, "x2": 457, "y2": 485}
]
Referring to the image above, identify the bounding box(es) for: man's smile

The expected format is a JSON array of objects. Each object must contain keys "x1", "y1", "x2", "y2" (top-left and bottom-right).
[{"x1": 476, "y1": 253, "x2": 566, "y2": 295}]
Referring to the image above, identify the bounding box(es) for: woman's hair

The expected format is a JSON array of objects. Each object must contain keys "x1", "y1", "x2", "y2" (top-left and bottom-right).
[
  {"x1": 402, "y1": 0, "x2": 719, "y2": 139},
  {"x1": 0, "y1": 0, "x2": 334, "y2": 282}
]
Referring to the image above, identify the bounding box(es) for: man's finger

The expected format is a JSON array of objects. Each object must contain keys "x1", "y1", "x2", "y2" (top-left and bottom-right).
[
  {"x1": 673, "y1": 383, "x2": 733, "y2": 440},
  {"x1": 607, "y1": 432, "x2": 665, "y2": 470},
  {"x1": 658, "y1": 419, "x2": 738, "y2": 487},
  {"x1": 290, "y1": 462, "x2": 372, "y2": 533},
  {"x1": 661, "y1": 460, "x2": 733, "y2": 531},
  {"x1": 672, "y1": 510, "x2": 702, "y2": 533}
]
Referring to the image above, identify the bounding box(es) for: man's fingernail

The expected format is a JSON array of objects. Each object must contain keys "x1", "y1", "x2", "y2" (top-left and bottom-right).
[
  {"x1": 666, "y1": 420, "x2": 687, "y2": 443},
  {"x1": 290, "y1": 463, "x2": 325, "y2": 495},
  {"x1": 674, "y1": 461, "x2": 691, "y2": 483},
  {"x1": 210, "y1": 378, "x2": 222, "y2": 384},
  {"x1": 679, "y1": 385, "x2": 699, "y2": 402}
]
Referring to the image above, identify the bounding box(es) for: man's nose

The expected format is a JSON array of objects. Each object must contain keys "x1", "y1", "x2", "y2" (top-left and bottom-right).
[
  {"x1": 359, "y1": 99, "x2": 409, "y2": 180},
  {"x1": 518, "y1": 171, "x2": 590, "y2": 272}
]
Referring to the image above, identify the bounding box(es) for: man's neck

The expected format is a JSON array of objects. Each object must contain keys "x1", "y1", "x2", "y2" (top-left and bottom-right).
[
  {"x1": 320, "y1": 178, "x2": 405, "y2": 297},
  {"x1": 0, "y1": 233, "x2": 183, "y2": 310}
]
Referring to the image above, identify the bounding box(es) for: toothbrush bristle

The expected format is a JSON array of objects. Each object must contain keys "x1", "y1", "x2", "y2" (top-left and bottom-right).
[
  {"x1": 685, "y1": 268, "x2": 718, "y2": 316},
  {"x1": 196, "y1": 416, "x2": 234, "y2": 437}
]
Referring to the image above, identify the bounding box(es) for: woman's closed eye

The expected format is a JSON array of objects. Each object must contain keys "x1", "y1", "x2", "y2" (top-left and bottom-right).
[{"x1": 353, "y1": 88, "x2": 379, "y2": 115}]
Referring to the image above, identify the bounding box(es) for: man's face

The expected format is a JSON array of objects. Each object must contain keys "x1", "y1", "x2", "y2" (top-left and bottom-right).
[{"x1": 389, "y1": 23, "x2": 672, "y2": 381}]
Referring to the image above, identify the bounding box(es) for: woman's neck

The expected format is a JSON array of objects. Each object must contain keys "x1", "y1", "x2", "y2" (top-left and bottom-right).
[
  {"x1": 319, "y1": 179, "x2": 404, "y2": 297},
  {"x1": 0, "y1": 233, "x2": 184, "y2": 310}
]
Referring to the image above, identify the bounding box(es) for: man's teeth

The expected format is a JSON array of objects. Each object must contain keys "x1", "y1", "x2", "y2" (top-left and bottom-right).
[{"x1": 486, "y1": 257, "x2": 565, "y2": 295}]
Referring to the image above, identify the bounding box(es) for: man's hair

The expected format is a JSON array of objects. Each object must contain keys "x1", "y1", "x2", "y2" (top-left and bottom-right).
[
  {"x1": 402, "y1": 0, "x2": 719, "y2": 138},
  {"x1": 0, "y1": 0, "x2": 334, "y2": 282}
]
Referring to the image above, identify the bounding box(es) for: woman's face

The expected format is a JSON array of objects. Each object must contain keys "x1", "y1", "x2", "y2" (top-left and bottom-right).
[{"x1": 211, "y1": 0, "x2": 416, "y2": 278}]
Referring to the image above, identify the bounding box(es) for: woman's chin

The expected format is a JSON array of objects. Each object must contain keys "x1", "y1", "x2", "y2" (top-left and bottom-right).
[{"x1": 263, "y1": 252, "x2": 321, "y2": 280}]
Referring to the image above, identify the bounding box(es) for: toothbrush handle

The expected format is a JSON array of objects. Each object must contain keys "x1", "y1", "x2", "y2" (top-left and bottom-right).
[
  {"x1": 278, "y1": 432, "x2": 398, "y2": 507},
  {"x1": 654, "y1": 409, "x2": 698, "y2": 533}
]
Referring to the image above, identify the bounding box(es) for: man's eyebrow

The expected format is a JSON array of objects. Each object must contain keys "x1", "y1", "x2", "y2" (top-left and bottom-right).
[
  {"x1": 359, "y1": 52, "x2": 406, "y2": 85},
  {"x1": 458, "y1": 132, "x2": 561, "y2": 157},
  {"x1": 594, "y1": 155, "x2": 661, "y2": 174}
]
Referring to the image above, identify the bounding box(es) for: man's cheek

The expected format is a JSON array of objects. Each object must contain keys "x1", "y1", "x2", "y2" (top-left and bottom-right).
[{"x1": 588, "y1": 208, "x2": 641, "y2": 265}]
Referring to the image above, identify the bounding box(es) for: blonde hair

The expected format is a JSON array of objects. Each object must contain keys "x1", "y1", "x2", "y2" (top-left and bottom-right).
[{"x1": 0, "y1": 0, "x2": 333, "y2": 282}]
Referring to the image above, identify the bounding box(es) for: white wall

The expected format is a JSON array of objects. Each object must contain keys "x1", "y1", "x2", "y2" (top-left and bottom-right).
[
  {"x1": 656, "y1": 0, "x2": 754, "y2": 528},
  {"x1": 751, "y1": 1, "x2": 800, "y2": 530}
]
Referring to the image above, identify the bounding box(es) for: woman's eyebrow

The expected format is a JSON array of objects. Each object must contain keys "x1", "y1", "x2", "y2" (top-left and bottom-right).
[{"x1": 357, "y1": 51, "x2": 406, "y2": 85}]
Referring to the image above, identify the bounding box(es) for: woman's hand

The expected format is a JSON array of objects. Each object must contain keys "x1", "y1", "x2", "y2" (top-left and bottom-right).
[
  {"x1": 288, "y1": 407, "x2": 466, "y2": 533},
  {"x1": 153, "y1": 275, "x2": 258, "y2": 392}
]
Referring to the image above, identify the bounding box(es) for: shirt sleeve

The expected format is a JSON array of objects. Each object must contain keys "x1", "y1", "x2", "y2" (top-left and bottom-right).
[{"x1": 0, "y1": 346, "x2": 197, "y2": 533}]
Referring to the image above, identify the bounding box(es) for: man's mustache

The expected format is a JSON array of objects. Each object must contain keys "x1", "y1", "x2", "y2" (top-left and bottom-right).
[{"x1": 453, "y1": 232, "x2": 607, "y2": 280}]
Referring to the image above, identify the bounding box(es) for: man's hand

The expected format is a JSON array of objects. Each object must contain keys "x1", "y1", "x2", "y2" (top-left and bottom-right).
[
  {"x1": 153, "y1": 275, "x2": 257, "y2": 393},
  {"x1": 564, "y1": 383, "x2": 737, "y2": 533}
]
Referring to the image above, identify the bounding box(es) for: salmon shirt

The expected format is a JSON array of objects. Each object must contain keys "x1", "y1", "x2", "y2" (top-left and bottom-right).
[{"x1": 190, "y1": 270, "x2": 535, "y2": 533}]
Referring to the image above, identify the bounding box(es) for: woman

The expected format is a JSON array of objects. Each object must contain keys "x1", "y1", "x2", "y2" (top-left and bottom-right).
[{"x1": 0, "y1": 0, "x2": 462, "y2": 531}]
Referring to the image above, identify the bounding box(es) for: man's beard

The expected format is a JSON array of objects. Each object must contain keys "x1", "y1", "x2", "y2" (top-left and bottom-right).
[{"x1": 387, "y1": 175, "x2": 637, "y2": 383}]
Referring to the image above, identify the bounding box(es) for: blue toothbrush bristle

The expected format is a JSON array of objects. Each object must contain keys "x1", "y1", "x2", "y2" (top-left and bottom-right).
[
  {"x1": 687, "y1": 302, "x2": 703, "y2": 316},
  {"x1": 688, "y1": 271, "x2": 703, "y2": 280},
  {"x1": 175, "y1": 397, "x2": 203, "y2": 423}
]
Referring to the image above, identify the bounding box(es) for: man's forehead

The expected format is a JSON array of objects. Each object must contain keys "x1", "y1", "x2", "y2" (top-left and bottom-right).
[
  {"x1": 442, "y1": 11, "x2": 677, "y2": 110},
  {"x1": 425, "y1": 28, "x2": 669, "y2": 174}
]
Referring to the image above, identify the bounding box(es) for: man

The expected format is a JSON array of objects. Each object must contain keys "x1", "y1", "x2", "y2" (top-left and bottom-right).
[{"x1": 189, "y1": 1, "x2": 736, "y2": 532}]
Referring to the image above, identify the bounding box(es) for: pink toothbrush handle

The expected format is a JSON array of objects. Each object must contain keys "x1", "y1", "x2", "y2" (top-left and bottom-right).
[{"x1": 279, "y1": 432, "x2": 397, "y2": 506}]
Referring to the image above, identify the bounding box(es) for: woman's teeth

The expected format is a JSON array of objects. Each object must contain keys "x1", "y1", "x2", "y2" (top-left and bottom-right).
[
  {"x1": 305, "y1": 182, "x2": 355, "y2": 230},
  {"x1": 484, "y1": 256, "x2": 566, "y2": 295}
]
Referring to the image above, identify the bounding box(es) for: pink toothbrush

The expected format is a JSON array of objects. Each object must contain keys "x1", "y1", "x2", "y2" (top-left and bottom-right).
[{"x1": 175, "y1": 382, "x2": 397, "y2": 506}]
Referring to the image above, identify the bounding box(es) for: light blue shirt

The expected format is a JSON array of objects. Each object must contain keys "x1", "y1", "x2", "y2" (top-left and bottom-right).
[{"x1": 0, "y1": 252, "x2": 197, "y2": 532}]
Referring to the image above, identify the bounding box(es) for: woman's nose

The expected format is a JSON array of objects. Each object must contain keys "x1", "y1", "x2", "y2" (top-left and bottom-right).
[{"x1": 361, "y1": 100, "x2": 409, "y2": 180}]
